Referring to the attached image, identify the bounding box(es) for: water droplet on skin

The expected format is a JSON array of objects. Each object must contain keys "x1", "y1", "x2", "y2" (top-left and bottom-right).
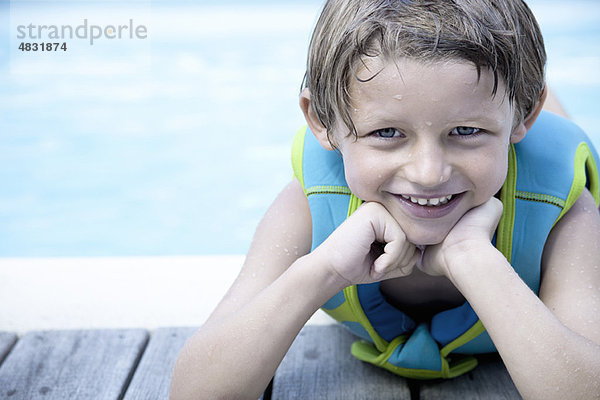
[{"x1": 393, "y1": 94, "x2": 403, "y2": 100}]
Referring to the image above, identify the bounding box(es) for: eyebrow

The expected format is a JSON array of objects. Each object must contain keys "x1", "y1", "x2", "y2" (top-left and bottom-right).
[{"x1": 356, "y1": 113, "x2": 508, "y2": 132}]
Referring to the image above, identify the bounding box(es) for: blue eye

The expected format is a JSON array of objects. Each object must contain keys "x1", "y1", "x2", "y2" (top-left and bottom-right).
[
  {"x1": 375, "y1": 128, "x2": 402, "y2": 138},
  {"x1": 452, "y1": 126, "x2": 480, "y2": 136}
]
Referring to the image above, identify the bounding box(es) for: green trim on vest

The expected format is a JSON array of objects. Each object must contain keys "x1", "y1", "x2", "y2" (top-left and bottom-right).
[
  {"x1": 344, "y1": 284, "x2": 389, "y2": 352},
  {"x1": 306, "y1": 185, "x2": 352, "y2": 196},
  {"x1": 557, "y1": 142, "x2": 600, "y2": 224},
  {"x1": 515, "y1": 191, "x2": 566, "y2": 208},
  {"x1": 291, "y1": 126, "x2": 307, "y2": 191},
  {"x1": 440, "y1": 320, "x2": 486, "y2": 358},
  {"x1": 496, "y1": 144, "x2": 516, "y2": 265}
]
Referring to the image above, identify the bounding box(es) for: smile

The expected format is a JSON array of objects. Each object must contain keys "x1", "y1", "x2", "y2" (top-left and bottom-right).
[
  {"x1": 400, "y1": 194, "x2": 453, "y2": 207},
  {"x1": 394, "y1": 192, "x2": 464, "y2": 219}
]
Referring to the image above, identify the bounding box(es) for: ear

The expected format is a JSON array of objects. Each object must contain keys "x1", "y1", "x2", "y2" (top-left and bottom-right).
[
  {"x1": 299, "y1": 88, "x2": 335, "y2": 150},
  {"x1": 510, "y1": 86, "x2": 548, "y2": 144}
]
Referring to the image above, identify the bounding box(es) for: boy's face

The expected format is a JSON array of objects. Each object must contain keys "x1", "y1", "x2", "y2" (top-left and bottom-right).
[{"x1": 331, "y1": 57, "x2": 521, "y2": 246}]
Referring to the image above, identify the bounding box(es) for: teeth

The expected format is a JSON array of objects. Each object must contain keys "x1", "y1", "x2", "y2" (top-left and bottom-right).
[{"x1": 402, "y1": 194, "x2": 453, "y2": 207}]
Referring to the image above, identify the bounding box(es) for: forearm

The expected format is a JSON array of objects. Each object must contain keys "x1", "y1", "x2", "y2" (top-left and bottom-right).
[
  {"x1": 170, "y1": 254, "x2": 345, "y2": 400},
  {"x1": 448, "y1": 244, "x2": 600, "y2": 399}
]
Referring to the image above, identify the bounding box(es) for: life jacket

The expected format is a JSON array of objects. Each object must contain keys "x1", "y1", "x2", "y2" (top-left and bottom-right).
[{"x1": 291, "y1": 111, "x2": 600, "y2": 379}]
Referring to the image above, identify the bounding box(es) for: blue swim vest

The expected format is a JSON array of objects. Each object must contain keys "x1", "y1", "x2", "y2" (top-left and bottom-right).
[{"x1": 291, "y1": 111, "x2": 600, "y2": 379}]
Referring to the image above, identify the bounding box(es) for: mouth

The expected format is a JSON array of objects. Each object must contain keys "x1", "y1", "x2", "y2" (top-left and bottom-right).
[
  {"x1": 393, "y1": 192, "x2": 465, "y2": 219},
  {"x1": 400, "y1": 194, "x2": 454, "y2": 207}
]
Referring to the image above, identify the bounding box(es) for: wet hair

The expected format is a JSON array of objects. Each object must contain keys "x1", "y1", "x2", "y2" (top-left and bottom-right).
[{"x1": 302, "y1": 0, "x2": 546, "y2": 139}]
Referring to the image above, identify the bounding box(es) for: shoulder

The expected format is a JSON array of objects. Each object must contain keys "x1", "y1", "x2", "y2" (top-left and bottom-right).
[
  {"x1": 245, "y1": 179, "x2": 313, "y2": 279},
  {"x1": 540, "y1": 188, "x2": 600, "y2": 343},
  {"x1": 515, "y1": 111, "x2": 598, "y2": 182},
  {"x1": 207, "y1": 179, "x2": 313, "y2": 323},
  {"x1": 292, "y1": 125, "x2": 347, "y2": 191},
  {"x1": 515, "y1": 111, "x2": 600, "y2": 224}
]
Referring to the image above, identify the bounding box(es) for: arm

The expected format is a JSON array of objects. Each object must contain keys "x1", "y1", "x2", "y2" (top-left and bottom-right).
[
  {"x1": 170, "y1": 180, "x2": 417, "y2": 399},
  {"x1": 170, "y1": 179, "x2": 321, "y2": 399},
  {"x1": 421, "y1": 190, "x2": 600, "y2": 399}
]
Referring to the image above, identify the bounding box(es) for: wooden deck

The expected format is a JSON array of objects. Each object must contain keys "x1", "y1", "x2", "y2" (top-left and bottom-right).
[{"x1": 0, "y1": 325, "x2": 521, "y2": 399}]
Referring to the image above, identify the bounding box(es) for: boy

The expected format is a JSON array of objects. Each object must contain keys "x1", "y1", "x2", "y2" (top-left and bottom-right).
[{"x1": 171, "y1": 1, "x2": 600, "y2": 398}]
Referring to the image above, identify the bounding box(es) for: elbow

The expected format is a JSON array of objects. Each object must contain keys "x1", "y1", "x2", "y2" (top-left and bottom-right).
[
  {"x1": 169, "y1": 352, "x2": 198, "y2": 400},
  {"x1": 169, "y1": 348, "x2": 259, "y2": 400},
  {"x1": 169, "y1": 345, "x2": 216, "y2": 400}
]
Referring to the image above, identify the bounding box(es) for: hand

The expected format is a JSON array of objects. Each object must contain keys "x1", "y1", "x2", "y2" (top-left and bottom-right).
[
  {"x1": 419, "y1": 197, "x2": 503, "y2": 278},
  {"x1": 313, "y1": 202, "x2": 419, "y2": 287}
]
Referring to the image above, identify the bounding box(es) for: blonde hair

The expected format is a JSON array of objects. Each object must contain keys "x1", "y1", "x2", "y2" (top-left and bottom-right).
[{"x1": 303, "y1": 0, "x2": 546, "y2": 138}]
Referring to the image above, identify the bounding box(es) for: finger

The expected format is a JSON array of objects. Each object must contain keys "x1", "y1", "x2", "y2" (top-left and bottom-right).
[
  {"x1": 373, "y1": 235, "x2": 412, "y2": 276},
  {"x1": 486, "y1": 197, "x2": 504, "y2": 236},
  {"x1": 397, "y1": 243, "x2": 418, "y2": 268},
  {"x1": 372, "y1": 252, "x2": 395, "y2": 279},
  {"x1": 380, "y1": 239, "x2": 407, "y2": 269},
  {"x1": 377, "y1": 253, "x2": 418, "y2": 280},
  {"x1": 372, "y1": 244, "x2": 419, "y2": 279},
  {"x1": 469, "y1": 197, "x2": 503, "y2": 239}
]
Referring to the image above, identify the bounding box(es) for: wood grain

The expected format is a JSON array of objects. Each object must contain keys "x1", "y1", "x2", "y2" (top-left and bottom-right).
[
  {"x1": 0, "y1": 333, "x2": 17, "y2": 366},
  {"x1": 419, "y1": 353, "x2": 521, "y2": 399},
  {"x1": 123, "y1": 327, "x2": 197, "y2": 400},
  {"x1": 0, "y1": 329, "x2": 148, "y2": 400},
  {"x1": 271, "y1": 325, "x2": 411, "y2": 400}
]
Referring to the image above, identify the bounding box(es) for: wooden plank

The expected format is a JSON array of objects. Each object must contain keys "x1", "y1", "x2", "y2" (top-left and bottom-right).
[
  {"x1": 123, "y1": 327, "x2": 197, "y2": 400},
  {"x1": 271, "y1": 325, "x2": 411, "y2": 400},
  {"x1": 0, "y1": 333, "x2": 18, "y2": 366},
  {"x1": 0, "y1": 329, "x2": 148, "y2": 400},
  {"x1": 419, "y1": 353, "x2": 521, "y2": 400}
]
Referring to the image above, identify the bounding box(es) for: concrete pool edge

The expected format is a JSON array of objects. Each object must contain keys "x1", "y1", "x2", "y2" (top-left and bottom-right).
[{"x1": 0, "y1": 255, "x2": 334, "y2": 334}]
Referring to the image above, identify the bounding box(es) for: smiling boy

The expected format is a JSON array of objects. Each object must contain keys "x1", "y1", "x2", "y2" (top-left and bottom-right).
[{"x1": 171, "y1": 1, "x2": 600, "y2": 399}]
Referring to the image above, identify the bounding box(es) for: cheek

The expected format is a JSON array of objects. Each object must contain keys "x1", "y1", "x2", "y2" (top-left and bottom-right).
[
  {"x1": 342, "y1": 154, "x2": 383, "y2": 197},
  {"x1": 474, "y1": 150, "x2": 509, "y2": 197}
]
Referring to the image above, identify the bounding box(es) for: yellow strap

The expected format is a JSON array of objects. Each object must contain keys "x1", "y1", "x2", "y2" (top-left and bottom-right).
[
  {"x1": 496, "y1": 144, "x2": 516, "y2": 263},
  {"x1": 291, "y1": 125, "x2": 308, "y2": 192},
  {"x1": 555, "y1": 142, "x2": 600, "y2": 224}
]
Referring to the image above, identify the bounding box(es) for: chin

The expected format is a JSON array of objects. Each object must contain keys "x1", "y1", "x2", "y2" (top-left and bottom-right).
[{"x1": 405, "y1": 227, "x2": 452, "y2": 247}]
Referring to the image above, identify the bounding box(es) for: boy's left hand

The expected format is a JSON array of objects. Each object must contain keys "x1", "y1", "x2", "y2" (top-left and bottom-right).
[{"x1": 418, "y1": 197, "x2": 503, "y2": 278}]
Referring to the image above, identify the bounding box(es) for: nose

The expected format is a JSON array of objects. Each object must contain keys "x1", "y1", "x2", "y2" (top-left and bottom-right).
[{"x1": 402, "y1": 138, "x2": 451, "y2": 188}]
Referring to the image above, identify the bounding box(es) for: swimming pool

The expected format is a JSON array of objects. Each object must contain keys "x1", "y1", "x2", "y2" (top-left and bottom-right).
[{"x1": 1, "y1": 0, "x2": 599, "y2": 257}]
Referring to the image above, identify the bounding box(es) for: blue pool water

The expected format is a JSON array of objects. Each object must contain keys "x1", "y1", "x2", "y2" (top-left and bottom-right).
[{"x1": 1, "y1": 0, "x2": 599, "y2": 257}]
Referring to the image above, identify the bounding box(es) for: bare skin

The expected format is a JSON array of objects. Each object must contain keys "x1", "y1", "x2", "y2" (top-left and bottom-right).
[{"x1": 170, "y1": 60, "x2": 600, "y2": 399}]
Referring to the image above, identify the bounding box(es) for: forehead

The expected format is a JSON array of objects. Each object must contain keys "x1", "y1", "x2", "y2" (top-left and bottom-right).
[
  {"x1": 349, "y1": 56, "x2": 513, "y2": 125},
  {"x1": 353, "y1": 56, "x2": 504, "y2": 101}
]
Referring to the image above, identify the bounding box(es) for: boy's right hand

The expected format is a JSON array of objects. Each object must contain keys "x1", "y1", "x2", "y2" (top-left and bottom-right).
[{"x1": 312, "y1": 202, "x2": 419, "y2": 287}]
